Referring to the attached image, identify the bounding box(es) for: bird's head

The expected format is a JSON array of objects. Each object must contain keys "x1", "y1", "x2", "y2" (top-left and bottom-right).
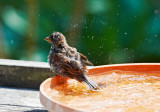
[{"x1": 44, "y1": 32, "x2": 67, "y2": 47}]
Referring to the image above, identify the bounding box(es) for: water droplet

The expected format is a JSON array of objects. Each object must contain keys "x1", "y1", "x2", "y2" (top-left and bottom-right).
[
  {"x1": 148, "y1": 39, "x2": 152, "y2": 43},
  {"x1": 154, "y1": 10, "x2": 159, "y2": 14},
  {"x1": 117, "y1": 4, "x2": 120, "y2": 8},
  {"x1": 11, "y1": 40, "x2": 14, "y2": 44},
  {"x1": 125, "y1": 32, "x2": 127, "y2": 35},
  {"x1": 73, "y1": 24, "x2": 78, "y2": 28},
  {"x1": 109, "y1": 55, "x2": 111, "y2": 61},
  {"x1": 91, "y1": 36, "x2": 94, "y2": 40},
  {"x1": 155, "y1": 35, "x2": 158, "y2": 37}
]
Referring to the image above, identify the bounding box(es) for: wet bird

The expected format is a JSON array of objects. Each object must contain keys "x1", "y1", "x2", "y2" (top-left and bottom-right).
[{"x1": 44, "y1": 32, "x2": 99, "y2": 90}]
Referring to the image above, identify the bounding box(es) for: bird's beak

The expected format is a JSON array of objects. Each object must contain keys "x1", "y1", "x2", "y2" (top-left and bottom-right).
[{"x1": 44, "y1": 37, "x2": 51, "y2": 42}]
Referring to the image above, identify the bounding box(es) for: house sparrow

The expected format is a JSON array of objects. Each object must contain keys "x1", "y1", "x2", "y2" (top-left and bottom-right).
[{"x1": 44, "y1": 32, "x2": 99, "y2": 90}]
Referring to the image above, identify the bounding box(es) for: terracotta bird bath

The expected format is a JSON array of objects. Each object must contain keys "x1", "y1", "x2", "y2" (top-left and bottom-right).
[{"x1": 40, "y1": 63, "x2": 160, "y2": 112}]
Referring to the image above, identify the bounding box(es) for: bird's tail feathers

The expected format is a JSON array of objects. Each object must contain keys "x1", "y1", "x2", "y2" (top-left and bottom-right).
[{"x1": 82, "y1": 75, "x2": 99, "y2": 90}]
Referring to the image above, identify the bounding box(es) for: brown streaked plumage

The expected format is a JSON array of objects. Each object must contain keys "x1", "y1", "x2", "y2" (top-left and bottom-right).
[{"x1": 44, "y1": 32, "x2": 99, "y2": 90}]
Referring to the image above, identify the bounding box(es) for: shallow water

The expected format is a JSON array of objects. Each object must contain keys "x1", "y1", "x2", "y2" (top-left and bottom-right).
[{"x1": 50, "y1": 71, "x2": 160, "y2": 112}]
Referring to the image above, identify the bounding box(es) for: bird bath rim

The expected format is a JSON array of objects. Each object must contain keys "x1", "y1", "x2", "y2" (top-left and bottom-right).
[{"x1": 40, "y1": 63, "x2": 160, "y2": 112}]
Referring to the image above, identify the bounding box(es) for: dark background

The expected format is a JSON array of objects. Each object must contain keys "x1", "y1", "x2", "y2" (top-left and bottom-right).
[{"x1": 0, "y1": 0, "x2": 160, "y2": 65}]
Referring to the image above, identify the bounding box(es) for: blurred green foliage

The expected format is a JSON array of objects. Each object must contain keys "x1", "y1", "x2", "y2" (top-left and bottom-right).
[{"x1": 0, "y1": 0, "x2": 160, "y2": 65}]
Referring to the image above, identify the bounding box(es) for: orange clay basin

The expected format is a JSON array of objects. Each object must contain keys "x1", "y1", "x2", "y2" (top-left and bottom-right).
[{"x1": 40, "y1": 63, "x2": 160, "y2": 112}]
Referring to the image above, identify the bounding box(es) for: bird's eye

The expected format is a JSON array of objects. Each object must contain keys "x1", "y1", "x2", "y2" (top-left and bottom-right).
[
  {"x1": 54, "y1": 35, "x2": 60, "y2": 38},
  {"x1": 50, "y1": 34, "x2": 53, "y2": 39}
]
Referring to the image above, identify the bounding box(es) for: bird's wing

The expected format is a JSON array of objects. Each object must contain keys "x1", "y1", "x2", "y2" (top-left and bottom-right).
[
  {"x1": 56, "y1": 53, "x2": 83, "y2": 76},
  {"x1": 79, "y1": 53, "x2": 93, "y2": 66}
]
